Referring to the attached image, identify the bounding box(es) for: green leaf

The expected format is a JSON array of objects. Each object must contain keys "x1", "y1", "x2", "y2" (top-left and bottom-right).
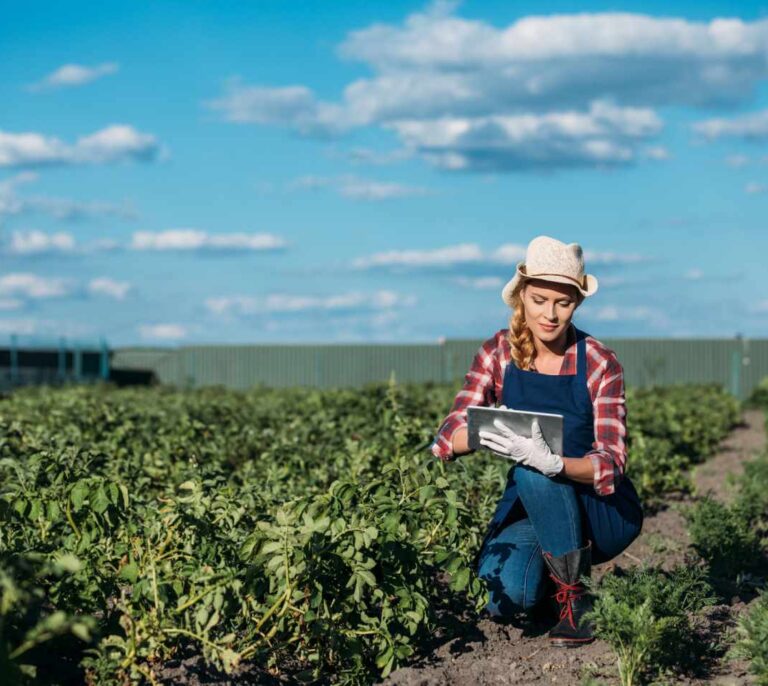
[
  {"x1": 376, "y1": 645, "x2": 394, "y2": 669},
  {"x1": 358, "y1": 570, "x2": 377, "y2": 588},
  {"x1": 107, "y1": 482, "x2": 119, "y2": 505},
  {"x1": 276, "y1": 509, "x2": 290, "y2": 526},
  {"x1": 451, "y1": 567, "x2": 470, "y2": 592},
  {"x1": 71, "y1": 622, "x2": 92, "y2": 642},
  {"x1": 70, "y1": 482, "x2": 88, "y2": 512},
  {"x1": 119, "y1": 561, "x2": 139, "y2": 584},
  {"x1": 118, "y1": 483, "x2": 130, "y2": 509},
  {"x1": 27, "y1": 499, "x2": 42, "y2": 520},
  {"x1": 261, "y1": 540, "x2": 282, "y2": 555},
  {"x1": 91, "y1": 485, "x2": 110, "y2": 514}
]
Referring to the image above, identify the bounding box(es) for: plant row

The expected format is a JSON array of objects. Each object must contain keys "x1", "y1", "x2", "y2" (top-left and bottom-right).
[
  {"x1": 588, "y1": 407, "x2": 768, "y2": 686},
  {"x1": 0, "y1": 379, "x2": 740, "y2": 684}
]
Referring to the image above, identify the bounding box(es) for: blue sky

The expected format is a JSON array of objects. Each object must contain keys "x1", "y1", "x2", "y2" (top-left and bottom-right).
[{"x1": 2, "y1": 0, "x2": 768, "y2": 347}]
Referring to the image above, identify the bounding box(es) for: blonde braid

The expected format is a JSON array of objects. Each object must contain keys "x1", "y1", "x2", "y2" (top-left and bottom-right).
[{"x1": 506, "y1": 284, "x2": 537, "y2": 371}]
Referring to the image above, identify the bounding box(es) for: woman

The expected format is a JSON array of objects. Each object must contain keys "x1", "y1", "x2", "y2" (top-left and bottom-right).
[{"x1": 431, "y1": 235, "x2": 643, "y2": 647}]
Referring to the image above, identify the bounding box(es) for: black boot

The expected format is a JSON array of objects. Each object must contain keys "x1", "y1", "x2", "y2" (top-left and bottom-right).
[{"x1": 542, "y1": 541, "x2": 594, "y2": 647}]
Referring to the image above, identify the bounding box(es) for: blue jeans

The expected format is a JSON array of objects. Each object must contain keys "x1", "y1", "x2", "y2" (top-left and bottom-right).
[{"x1": 476, "y1": 465, "x2": 641, "y2": 617}]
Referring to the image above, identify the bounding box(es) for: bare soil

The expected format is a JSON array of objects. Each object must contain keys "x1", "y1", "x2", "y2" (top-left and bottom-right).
[{"x1": 381, "y1": 409, "x2": 767, "y2": 686}]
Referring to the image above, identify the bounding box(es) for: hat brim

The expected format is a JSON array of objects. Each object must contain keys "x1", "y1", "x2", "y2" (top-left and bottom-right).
[{"x1": 501, "y1": 262, "x2": 598, "y2": 306}]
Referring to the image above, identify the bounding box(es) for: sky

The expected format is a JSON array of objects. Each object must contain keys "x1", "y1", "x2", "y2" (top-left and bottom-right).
[{"x1": 2, "y1": 0, "x2": 768, "y2": 347}]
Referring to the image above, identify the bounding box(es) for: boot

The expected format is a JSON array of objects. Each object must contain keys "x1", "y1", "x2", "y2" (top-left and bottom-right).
[{"x1": 542, "y1": 541, "x2": 594, "y2": 647}]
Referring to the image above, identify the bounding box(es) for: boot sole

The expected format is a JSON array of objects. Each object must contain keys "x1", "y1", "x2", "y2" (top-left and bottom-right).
[{"x1": 550, "y1": 636, "x2": 595, "y2": 648}]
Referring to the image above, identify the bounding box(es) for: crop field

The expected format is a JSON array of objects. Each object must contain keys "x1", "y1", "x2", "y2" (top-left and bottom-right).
[{"x1": 0, "y1": 379, "x2": 767, "y2": 685}]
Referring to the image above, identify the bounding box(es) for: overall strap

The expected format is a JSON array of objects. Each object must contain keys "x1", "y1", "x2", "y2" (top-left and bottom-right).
[{"x1": 576, "y1": 328, "x2": 588, "y2": 379}]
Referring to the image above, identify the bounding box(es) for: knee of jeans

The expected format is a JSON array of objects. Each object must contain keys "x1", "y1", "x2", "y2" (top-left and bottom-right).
[
  {"x1": 514, "y1": 464, "x2": 560, "y2": 494},
  {"x1": 478, "y1": 568, "x2": 539, "y2": 614},
  {"x1": 592, "y1": 520, "x2": 643, "y2": 563}
]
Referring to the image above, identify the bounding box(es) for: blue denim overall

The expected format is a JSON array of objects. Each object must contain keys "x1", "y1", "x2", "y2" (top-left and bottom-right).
[{"x1": 473, "y1": 326, "x2": 643, "y2": 612}]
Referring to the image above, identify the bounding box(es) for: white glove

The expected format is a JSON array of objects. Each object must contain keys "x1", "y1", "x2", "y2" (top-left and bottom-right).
[{"x1": 478, "y1": 416, "x2": 564, "y2": 477}]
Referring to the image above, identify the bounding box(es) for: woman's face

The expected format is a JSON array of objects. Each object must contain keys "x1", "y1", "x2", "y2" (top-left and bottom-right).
[{"x1": 521, "y1": 280, "x2": 580, "y2": 342}]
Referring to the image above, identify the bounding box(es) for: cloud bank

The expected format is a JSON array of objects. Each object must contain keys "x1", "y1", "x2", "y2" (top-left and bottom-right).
[
  {"x1": 207, "y1": 6, "x2": 768, "y2": 171},
  {"x1": 0, "y1": 125, "x2": 161, "y2": 168}
]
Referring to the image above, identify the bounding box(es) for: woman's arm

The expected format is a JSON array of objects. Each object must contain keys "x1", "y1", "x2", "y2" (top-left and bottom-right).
[
  {"x1": 451, "y1": 426, "x2": 470, "y2": 454},
  {"x1": 560, "y1": 456, "x2": 595, "y2": 485},
  {"x1": 431, "y1": 333, "x2": 503, "y2": 461},
  {"x1": 583, "y1": 352, "x2": 628, "y2": 495}
]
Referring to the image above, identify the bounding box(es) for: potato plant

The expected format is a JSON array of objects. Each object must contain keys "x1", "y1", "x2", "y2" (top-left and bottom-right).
[{"x1": 0, "y1": 380, "x2": 741, "y2": 684}]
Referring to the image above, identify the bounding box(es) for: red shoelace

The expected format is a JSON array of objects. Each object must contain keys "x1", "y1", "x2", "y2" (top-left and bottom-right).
[{"x1": 549, "y1": 574, "x2": 583, "y2": 629}]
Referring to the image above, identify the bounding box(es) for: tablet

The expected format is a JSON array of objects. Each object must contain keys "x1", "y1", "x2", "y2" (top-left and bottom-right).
[{"x1": 467, "y1": 406, "x2": 564, "y2": 456}]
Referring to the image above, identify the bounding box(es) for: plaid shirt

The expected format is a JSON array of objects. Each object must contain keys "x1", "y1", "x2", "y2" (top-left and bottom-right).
[{"x1": 431, "y1": 324, "x2": 627, "y2": 496}]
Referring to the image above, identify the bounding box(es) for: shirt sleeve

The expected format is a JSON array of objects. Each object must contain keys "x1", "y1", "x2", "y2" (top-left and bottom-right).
[
  {"x1": 584, "y1": 353, "x2": 627, "y2": 496},
  {"x1": 431, "y1": 333, "x2": 501, "y2": 462}
]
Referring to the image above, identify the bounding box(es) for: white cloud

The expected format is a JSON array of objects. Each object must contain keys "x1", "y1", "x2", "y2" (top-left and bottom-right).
[
  {"x1": 684, "y1": 268, "x2": 704, "y2": 280},
  {"x1": 490, "y1": 244, "x2": 526, "y2": 264},
  {"x1": 726, "y1": 154, "x2": 750, "y2": 168},
  {"x1": 745, "y1": 182, "x2": 767, "y2": 194},
  {"x1": 454, "y1": 276, "x2": 504, "y2": 289},
  {"x1": 288, "y1": 174, "x2": 432, "y2": 200},
  {"x1": 353, "y1": 243, "x2": 484, "y2": 269},
  {"x1": 0, "y1": 298, "x2": 24, "y2": 311},
  {"x1": 750, "y1": 300, "x2": 768, "y2": 313},
  {"x1": 582, "y1": 249, "x2": 648, "y2": 265},
  {"x1": 6, "y1": 230, "x2": 76, "y2": 255},
  {"x1": 28, "y1": 62, "x2": 119, "y2": 91},
  {"x1": 2, "y1": 228, "x2": 286, "y2": 255},
  {"x1": 0, "y1": 171, "x2": 135, "y2": 224},
  {"x1": 385, "y1": 99, "x2": 662, "y2": 171},
  {"x1": 205, "y1": 290, "x2": 416, "y2": 316},
  {"x1": 0, "y1": 125, "x2": 161, "y2": 168},
  {"x1": 353, "y1": 242, "x2": 647, "y2": 270},
  {"x1": 205, "y1": 80, "x2": 346, "y2": 135},
  {"x1": 130, "y1": 229, "x2": 287, "y2": 251},
  {"x1": 0, "y1": 318, "x2": 39, "y2": 335},
  {"x1": 0, "y1": 172, "x2": 36, "y2": 221},
  {"x1": 693, "y1": 109, "x2": 768, "y2": 141},
  {"x1": 88, "y1": 278, "x2": 131, "y2": 300},
  {"x1": 597, "y1": 275, "x2": 629, "y2": 287},
  {"x1": 643, "y1": 145, "x2": 670, "y2": 160},
  {"x1": 0, "y1": 317, "x2": 94, "y2": 337},
  {"x1": 207, "y1": 8, "x2": 768, "y2": 170},
  {"x1": 0, "y1": 273, "x2": 71, "y2": 299},
  {"x1": 581, "y1": 305, "x2": 661, "y2": 322},
  {"x1": 339, "y1": 177, "x2": 431, "y2": 200},
  {"x1": 329, "y1": 146, "x2": 414, "y2": 166},
  {"x1": 138, "y1": 323, "x2": 188, "y2": 341}
]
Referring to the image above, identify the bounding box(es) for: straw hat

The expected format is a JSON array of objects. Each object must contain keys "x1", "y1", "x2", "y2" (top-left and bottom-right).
[{"x1": 501, "y1": 235, "x2": 598, "y2": 306}]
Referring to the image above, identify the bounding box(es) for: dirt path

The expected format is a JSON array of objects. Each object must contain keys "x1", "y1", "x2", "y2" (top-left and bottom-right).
[{"x1": 381, "y1": 409, "x2": 766, "y2": 686}]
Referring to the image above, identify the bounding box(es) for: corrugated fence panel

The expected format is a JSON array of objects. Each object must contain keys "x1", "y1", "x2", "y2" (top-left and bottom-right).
[
  {"x1": 116, "y1": 338, "x2": 768, "y2": 398},
  {"x1": 604, "y1": 339, "x2": 736, "y2": 389},
  {"x1": 743, "y1": 340, "x2": 768, "y2": 398},
  {"x1": 315, "y1": 345, "x2": 444, "y2": 388},
  {"x1": 150, "y1": 345, "x2": 443, "y2": 389},
  {"x1": 111, "y1": 348, "x2": 171, "y2": 371}
]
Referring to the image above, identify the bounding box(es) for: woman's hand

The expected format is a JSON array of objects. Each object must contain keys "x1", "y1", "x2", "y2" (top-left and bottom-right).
[{"x1": 478, "y1": 418, "x2": 564, "y2": 477}]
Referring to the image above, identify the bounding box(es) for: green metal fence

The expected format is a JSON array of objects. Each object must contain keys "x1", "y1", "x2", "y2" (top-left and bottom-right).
[
  {"x1": 112, "y1": 336, "x2": 768, "y2": 400},
  {"x1": 1, "y1": 335, "x2": 110, "y2": 390}
]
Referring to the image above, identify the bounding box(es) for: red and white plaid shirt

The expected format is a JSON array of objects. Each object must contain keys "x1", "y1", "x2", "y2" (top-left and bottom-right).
[{"x1": 431, "y1": 324, "x2": 627, "y2": 496}]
